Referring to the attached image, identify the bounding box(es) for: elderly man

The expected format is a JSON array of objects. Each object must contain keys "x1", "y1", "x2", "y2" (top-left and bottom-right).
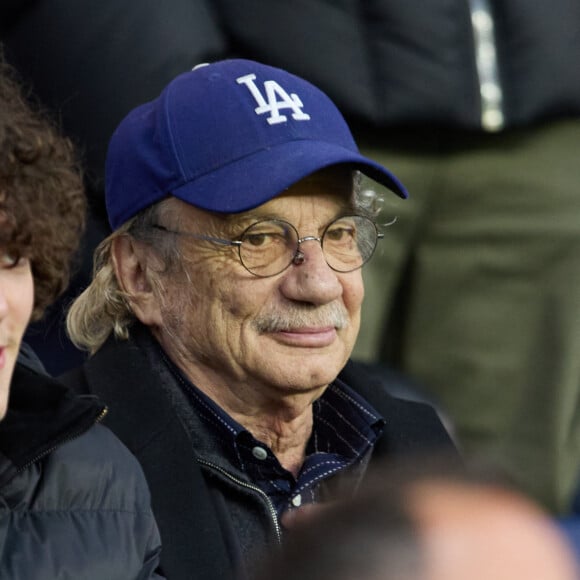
[{"x1": 63, "y1": 59, "x2": 456, "y2": 580}]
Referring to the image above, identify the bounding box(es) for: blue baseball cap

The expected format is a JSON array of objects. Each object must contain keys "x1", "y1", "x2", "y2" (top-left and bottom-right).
[{"x1": 105, "y1": 59, "x2": 407, "y2": 230}]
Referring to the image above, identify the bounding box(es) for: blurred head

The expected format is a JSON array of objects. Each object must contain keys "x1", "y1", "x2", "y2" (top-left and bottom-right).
[
  {"x1": 67, "y1": 59, "x2": 404, "y2": 396},
  {"x1": 0, "y1": 52, "x2": 86, "y2": 417},
  {"x1": 253, "y1": 457, "x2": 579, "y2": 580},
  {"x1": 409, "y1": 479, "x2": 578, "y2": 580}
]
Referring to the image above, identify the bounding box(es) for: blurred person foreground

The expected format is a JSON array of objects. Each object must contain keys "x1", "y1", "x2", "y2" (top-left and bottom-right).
[
  {"x1": 0, "y1": 51, "x2": 163, "y2": 578},
  {"x1": 254, "y1": 458, "x2": 580, "y2": 580}
]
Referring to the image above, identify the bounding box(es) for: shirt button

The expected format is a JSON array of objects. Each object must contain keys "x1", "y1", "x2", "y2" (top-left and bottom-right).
[
  {"x1": 291, "y1": 494, "x2": 302, "y2": 507},
  {"x1": 252, "y1": 446, "x2": 268, "y2": 460}
]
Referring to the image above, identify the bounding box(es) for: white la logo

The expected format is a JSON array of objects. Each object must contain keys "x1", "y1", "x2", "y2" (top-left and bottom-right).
[{"x1": 236, "y1": 73, "x2": 311, "y2": 125}]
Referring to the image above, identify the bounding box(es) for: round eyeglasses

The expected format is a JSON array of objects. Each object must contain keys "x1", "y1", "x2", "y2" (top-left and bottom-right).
[{"x1": 152, "y1": 215, "x2": 384, "y2": 278}]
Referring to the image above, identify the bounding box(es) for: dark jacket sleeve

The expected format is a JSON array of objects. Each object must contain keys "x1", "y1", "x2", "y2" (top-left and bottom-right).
[
  {"x1": 338, "y1": 360, "x2": 459, "y2": 458},
  {"x1": 215, "y1": 0, "x2": 580, "y2": 128}
]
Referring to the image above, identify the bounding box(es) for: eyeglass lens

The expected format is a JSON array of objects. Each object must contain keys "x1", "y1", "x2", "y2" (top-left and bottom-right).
[{"x1": 238, "y1": 216, "x2": 379, "y2": 277}]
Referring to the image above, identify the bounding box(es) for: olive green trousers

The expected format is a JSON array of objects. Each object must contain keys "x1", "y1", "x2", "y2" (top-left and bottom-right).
[{"x1": 354, "y1": 119, "x2": 580, "y2": 513}]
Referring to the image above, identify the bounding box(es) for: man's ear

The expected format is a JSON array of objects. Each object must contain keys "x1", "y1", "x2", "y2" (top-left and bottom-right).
[{"x1": 111, "y1": 235, "x2": 163, "y2": 327}]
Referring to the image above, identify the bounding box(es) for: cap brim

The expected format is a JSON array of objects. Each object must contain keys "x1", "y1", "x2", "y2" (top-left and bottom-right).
[{"x1": 170, "y1": 139, "x2": 408, "y2": 213}]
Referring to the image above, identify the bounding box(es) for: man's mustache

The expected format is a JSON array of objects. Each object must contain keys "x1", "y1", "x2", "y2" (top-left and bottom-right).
[{"x1": 254, "y1": 302, "x2": 349, "y2": 332}]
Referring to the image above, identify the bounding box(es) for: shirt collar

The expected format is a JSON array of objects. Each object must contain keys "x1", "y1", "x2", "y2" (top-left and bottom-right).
[{"x1": 160, "y1": 349, "x2": 385, "y2": 469}]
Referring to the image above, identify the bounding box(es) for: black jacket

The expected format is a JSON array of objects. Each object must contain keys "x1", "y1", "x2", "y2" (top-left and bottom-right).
[
  {"x1": 0, "y1": 363, "x2": 163, "y2": 579},
  {"x1": 216, "y1": 0, "x2": 580, "y2": 130},
  {"x1": 61, "y1": 326, "x2": 457, "y2": 580}
]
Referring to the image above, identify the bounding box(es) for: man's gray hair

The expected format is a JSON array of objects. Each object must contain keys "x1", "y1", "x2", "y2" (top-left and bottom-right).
[{"x1": 66, "y1": 199, "x2": 184, "y2": 353}]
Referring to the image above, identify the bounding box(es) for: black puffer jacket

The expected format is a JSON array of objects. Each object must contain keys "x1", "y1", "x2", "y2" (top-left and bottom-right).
[{"x1": 0, "y1": 364, "x2": 164, "y2": 579}]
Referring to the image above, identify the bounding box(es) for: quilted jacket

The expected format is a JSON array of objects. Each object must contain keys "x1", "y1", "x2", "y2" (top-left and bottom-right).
[{"x1": 0, "y1": 363, "x2": 164, "y2": 579}]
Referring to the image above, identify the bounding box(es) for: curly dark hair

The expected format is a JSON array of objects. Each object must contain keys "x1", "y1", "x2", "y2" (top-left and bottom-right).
[{"x1": 0, "y1": 52, "x2": 86, "y2": 320}]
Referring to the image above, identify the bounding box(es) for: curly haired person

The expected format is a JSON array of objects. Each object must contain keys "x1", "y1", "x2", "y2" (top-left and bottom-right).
[{"x1": 0, "y1": 51, "x2": 164, "y2": 579}]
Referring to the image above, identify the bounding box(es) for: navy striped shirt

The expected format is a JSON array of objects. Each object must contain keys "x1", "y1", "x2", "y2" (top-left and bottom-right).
[{"x1": 176, "y1": 371, "x2": 385, "y2": 517}]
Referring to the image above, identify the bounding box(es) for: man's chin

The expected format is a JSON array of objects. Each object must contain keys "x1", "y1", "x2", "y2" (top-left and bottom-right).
[
  {"x1": 255, "y1": 334, "x2": 352, "y2": 384},
  {"x1": 272, "y1": 356, "x2": 348, "y2": 391}
]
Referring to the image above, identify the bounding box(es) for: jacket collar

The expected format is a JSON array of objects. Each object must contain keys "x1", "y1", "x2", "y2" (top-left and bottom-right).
[{"x1": 0, "y1": 363, "x2": 105, "y2": 487}]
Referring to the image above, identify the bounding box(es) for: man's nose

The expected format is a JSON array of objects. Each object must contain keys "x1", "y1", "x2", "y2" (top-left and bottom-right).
[{"x1": 280, "y1": 239, "x2": 343, "y2": 305}]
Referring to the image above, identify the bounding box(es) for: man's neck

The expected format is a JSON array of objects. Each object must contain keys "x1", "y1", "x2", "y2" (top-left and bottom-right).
[
  {"x1": 229, "y1": 404, "x2": 315, "y2": 477},
  {"x1": 189, "y1": 367, "x2": 322, "y2": 476}
]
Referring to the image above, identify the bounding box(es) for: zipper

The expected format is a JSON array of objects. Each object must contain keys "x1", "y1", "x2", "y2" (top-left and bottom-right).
[
  {"x1": 16, "y1": 406, "x2": 109, "y2": 475},
  {"x1": 197, "y1": 457, "x2": 283, "y2": 544},
  {"x1": 468, "y1": 0, "x2": 505, "y2": 131}
]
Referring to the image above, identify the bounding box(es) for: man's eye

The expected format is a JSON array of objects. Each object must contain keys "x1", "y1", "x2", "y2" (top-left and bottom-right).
[
  {"x1": 325, "y1": 226, "x2": 354, "y2": 242},
  {"x1": 244, "y1": 231, "x2": 286, "y2": 247},
  {"x1": 245, "y1": 233, "x2": 269, "y2": 247}
]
